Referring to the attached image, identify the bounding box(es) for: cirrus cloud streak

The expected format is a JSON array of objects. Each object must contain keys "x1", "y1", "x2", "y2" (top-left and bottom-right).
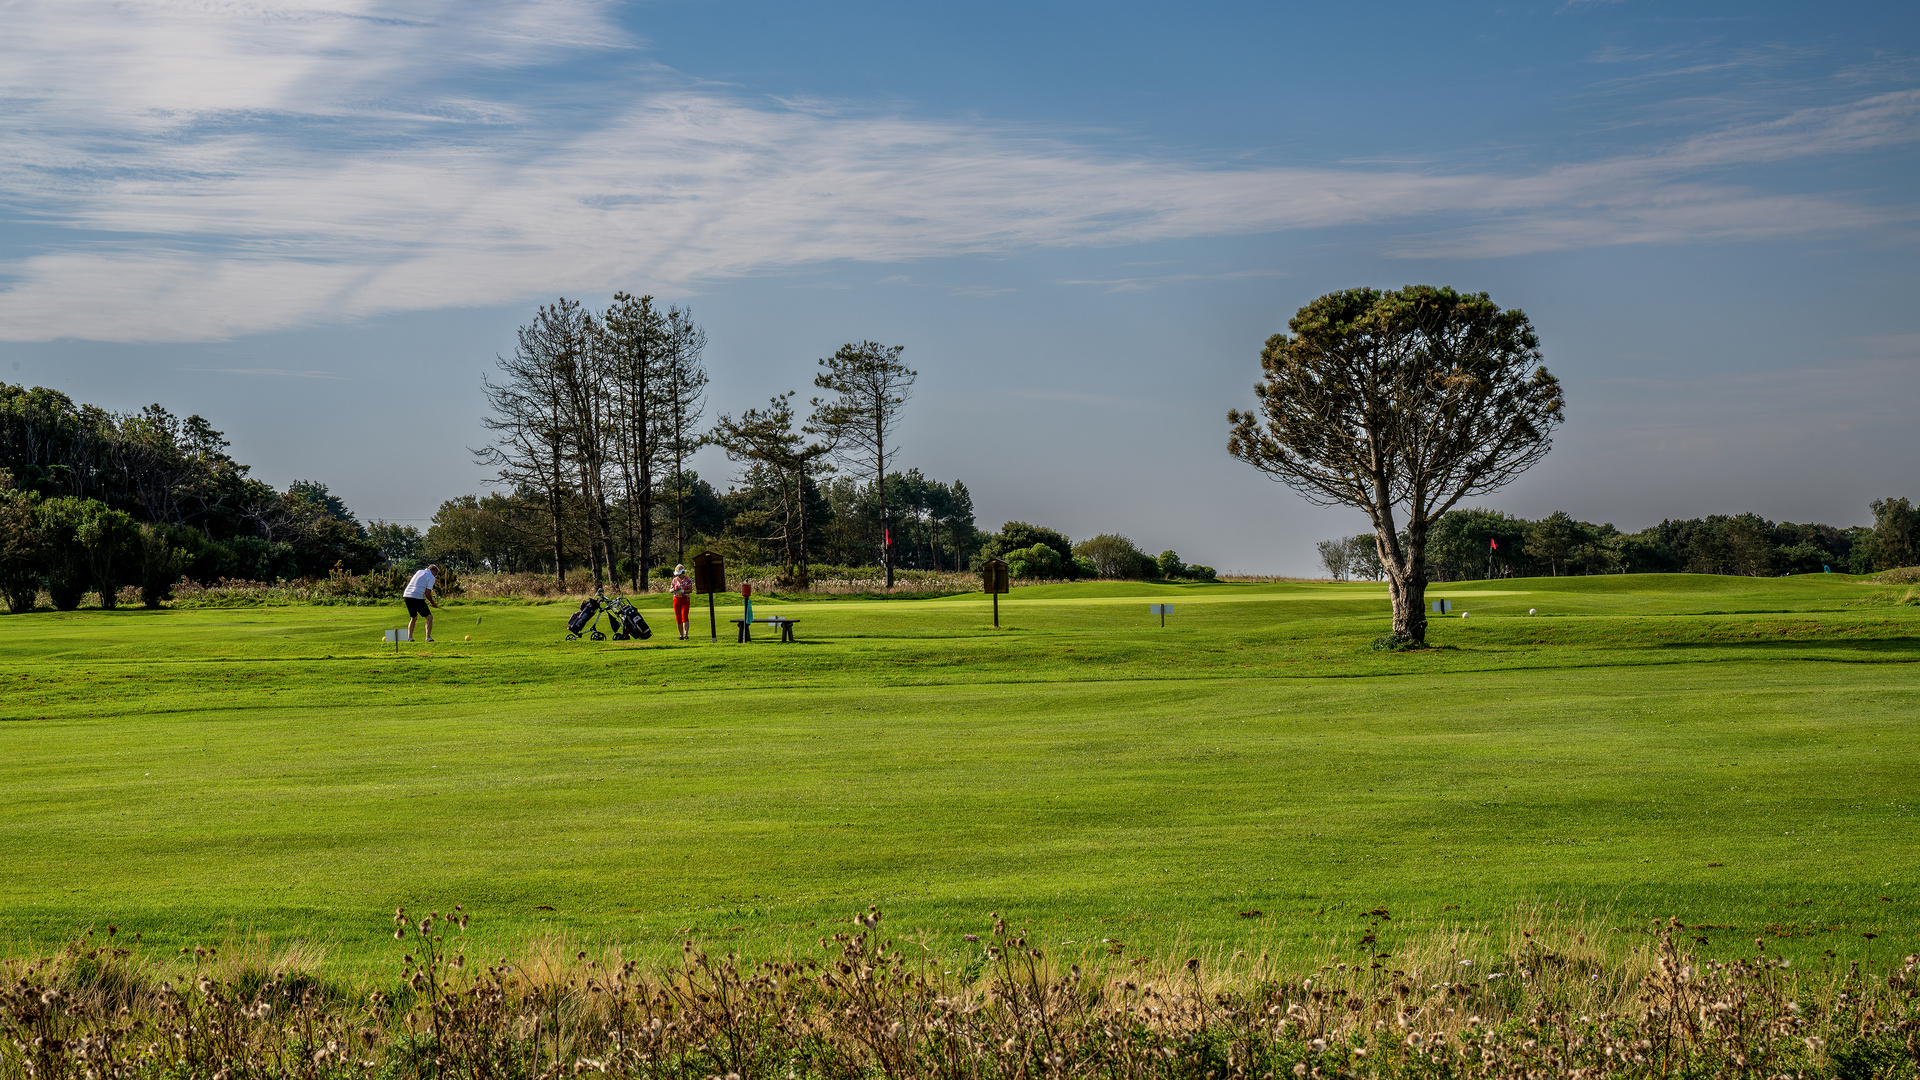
[{"x1": 1, "y1": 0, "x2": 1915, "y2": 342}]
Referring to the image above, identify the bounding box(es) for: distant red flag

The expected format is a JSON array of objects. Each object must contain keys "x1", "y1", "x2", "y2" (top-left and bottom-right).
[
  {"x1": 886, "y1": 529, "x2": 893, "y2": 546},
  {"x1": 1490, "y1": 538, "x2": 1499, "y2": 550}
]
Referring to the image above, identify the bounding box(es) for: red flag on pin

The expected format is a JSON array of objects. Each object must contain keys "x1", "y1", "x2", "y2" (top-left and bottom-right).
[{"x1": 1490, "y1": 538, "x2": 1499, "y2": 550}]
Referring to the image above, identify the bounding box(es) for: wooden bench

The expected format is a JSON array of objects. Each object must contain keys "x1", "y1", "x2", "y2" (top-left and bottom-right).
[{"x1": 730, "y1": 617, "x2": 800, "y2": 643}]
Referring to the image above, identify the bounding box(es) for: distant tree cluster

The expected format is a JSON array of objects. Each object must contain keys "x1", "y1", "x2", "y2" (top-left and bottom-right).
[
  {"x1": 1318, "y1": 498, "x2": 1917, "y2": 580},
  {"x1": 1314, "y1": 535, "x2": 1386, "y2": 581},
  {"x1": 0, "y1": 384, "x2": 414, "y2": 612},
  {"x1": 463, "y1": 306, "x2": 982, "y2": 588},
  {"x1": 473, "y1": 295, "x2": 708, "y2": 592},
  {"x1": 960, "y1": 521, "x2": 1213, "y2": 582}
]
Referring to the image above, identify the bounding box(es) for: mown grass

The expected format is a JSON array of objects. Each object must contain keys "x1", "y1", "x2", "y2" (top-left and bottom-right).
[{"x1": 0, "y1": 573, "x2": 1914, "y2": 981}]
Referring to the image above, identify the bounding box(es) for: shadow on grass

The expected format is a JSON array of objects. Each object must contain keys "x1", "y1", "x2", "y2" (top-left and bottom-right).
[{"x1": 1650, "y1": 637, "x2": 1920, "y2": 655}]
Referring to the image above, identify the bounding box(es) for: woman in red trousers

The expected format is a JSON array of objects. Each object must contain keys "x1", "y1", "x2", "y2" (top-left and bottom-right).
[{"x1": 670, "y1": 564, "x2": 694, "y2": 640}]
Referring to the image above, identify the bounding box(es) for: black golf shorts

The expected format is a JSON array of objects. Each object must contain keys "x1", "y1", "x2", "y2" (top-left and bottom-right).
[{"x1": 405, "y1": 597, "x2": 432, "y2": 618}]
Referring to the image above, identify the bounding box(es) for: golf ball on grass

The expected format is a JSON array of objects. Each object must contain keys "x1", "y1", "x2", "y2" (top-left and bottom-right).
[
  {"x1": 1529, "y1": 608, "x2": 1537, "y2": 615},
  {"x1": 464, "y1": 635, "x2": 471, "y2": 641}
]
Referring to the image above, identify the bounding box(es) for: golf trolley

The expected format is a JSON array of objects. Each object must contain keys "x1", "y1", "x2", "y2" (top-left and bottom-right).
[{"x1": 566, "y1": 589, "x2": 652, "y2": 642}]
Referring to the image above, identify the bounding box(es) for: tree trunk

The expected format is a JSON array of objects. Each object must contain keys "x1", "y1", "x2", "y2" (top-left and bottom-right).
[
  {"x1": 795, "y1": 471, "x2": 811, "y2": 589},
  {"x1": 596, "y1": 508, "x2": 616, "y2": 590},
  {"x1": 548, "y1": 454, "x2": 566, "y2": 585},
  {"x1": 878, "y1": 418, "x2": 892, "y2": 589},
  {"x1": 1380, "y1": 515, "x2": 1431, "y2": 643},
  {"x1": 638, "y1": 454, "x2": 653, "y2": 593},
  {"x1": 1387, "y1": 573, "x2": 1428, "y2": 642}
]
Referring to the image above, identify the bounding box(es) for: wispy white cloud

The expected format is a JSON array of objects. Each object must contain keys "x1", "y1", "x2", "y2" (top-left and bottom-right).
[{"x1": 0, "y1": 1, "x2": 1916, "y2": 342}]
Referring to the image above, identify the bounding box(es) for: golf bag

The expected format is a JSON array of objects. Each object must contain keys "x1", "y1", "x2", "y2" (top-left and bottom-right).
[
  {"x1": 606, "y1": 594, "x2": 652, "y2": 640},
  {"x1": 566, "y1": 597, "x2": 605, "y2": 640},
  {"x1": 564, "y1": 590, "x2": 652, "y2": 642}
]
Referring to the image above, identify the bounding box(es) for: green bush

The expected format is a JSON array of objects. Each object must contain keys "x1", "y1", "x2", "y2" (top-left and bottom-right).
[
  {"x1": 80, "y1": 508, "x2": 140, "y2": 608},
  {"x1": 977, "y1": 522, "x2": 1076, "y2": 576},
  {"x1": 222, "y1": 536, "x2": 297, "y2": 583},
  {"x1": 1007, "y1": 543, "x2": 1064, "y2": 579},
  {"x1": 36, "y1": 497, "x2": 106, "y2": 610},
  {"x1": 1073, "y1": 533, "x2": 1157, "y2": 579},
  {"x1": 138, "y1": 523, "x2": 190, "y2": 608},
  {"x1": 0, "y1": 484, "x2": 40, "y2": 613}
]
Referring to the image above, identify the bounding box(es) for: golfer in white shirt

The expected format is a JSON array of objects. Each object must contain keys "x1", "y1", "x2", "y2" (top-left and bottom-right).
[{"x1": 404, "y1": 564, "x2": 441, "y2": 642}]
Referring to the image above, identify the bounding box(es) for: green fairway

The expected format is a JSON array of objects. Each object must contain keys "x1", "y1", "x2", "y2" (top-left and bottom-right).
[{"x1": 2, "y1": 573, "x2": 1916, "y2": 975}]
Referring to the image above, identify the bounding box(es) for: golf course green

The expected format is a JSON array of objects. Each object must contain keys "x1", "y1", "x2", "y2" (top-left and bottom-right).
[{"x1": 1, "y1": 573, "x2": 1915, "y2": 976}]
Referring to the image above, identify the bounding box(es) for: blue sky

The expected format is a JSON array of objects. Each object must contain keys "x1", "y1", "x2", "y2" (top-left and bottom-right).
[{"x1": 2, "y1": 0, "x2": 1915, "y2": 573}]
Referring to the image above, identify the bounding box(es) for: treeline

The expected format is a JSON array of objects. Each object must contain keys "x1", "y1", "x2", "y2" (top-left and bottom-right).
[
  {"x1": 422, "y1": 480, "x2": 1216, "y2": 586},
  {"x1": 1317, "y1": 499, "x2": 1920, "y2": 581},
  {"x1": 0, "y1": 384, "x2": 420, "y2": 612},
  {"x1": 420, "y1": 468, "x2": 981, "y2": 580},
  {"x1": 971, "y1": 521, "x2": 1215, "y2": 582},
  {"x1": 0, "y1": 370, "x2": 1213, "y2": 614},
  {"x1": 461, "y1": 297, "x2": 1218, "y2": 589}
]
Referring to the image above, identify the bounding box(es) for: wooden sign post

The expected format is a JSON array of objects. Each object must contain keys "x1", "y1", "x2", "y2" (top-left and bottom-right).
[
  {"x1": 981, "y1": 558, "x2": 1009, "y2": 628},
  {"x1": 693, "y1": 552, "x2": 726, "y2": 642}
]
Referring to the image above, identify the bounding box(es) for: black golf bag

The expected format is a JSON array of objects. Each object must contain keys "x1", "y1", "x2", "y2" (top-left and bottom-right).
[
  {"x1": 565, "y1": 591, "x2": 652, "y2": 641},
  {"x1": 566, "y1": 597, "x2": 604, "y2": 640},
  {"x1": 607, "y1": 595, "x2": 652, "y2": 640}
]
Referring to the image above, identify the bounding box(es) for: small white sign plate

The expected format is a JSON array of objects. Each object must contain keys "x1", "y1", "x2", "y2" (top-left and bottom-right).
[
  {"x1": 1149, "y1": 604, "x2": 1175, "y2": 615},
  {"x1": 1431, "y1": 599, "x2": 1452, "y2": 613},
  {"x1": 385, "y1": 628, "x2": 411, "y2": 642}
]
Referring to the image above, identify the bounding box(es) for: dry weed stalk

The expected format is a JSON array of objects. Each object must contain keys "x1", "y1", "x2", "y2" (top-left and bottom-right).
[{"x1": 6, "y1": 908, "x2": 1920, "y2": 1078}]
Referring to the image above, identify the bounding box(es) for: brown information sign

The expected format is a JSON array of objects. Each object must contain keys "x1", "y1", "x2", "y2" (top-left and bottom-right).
[
  {"x1": 981, "y1": 558, "x2": 1009, "y2": 595},
  {"x1": 693, "y1": 552, "x2": 726, "y2": 642},
  {"x1": 981, "y1": 557, "x2": 1009, "y2": 628},
  {"x1": 693, "y1": 552, "x2": 726, "y2": 595}
]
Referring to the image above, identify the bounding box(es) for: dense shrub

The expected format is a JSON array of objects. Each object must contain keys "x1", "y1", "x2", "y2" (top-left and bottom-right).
[
  {"x1": 1006, "y1": 542, "x2": 1064, "y2": 579},
  {"x1": 1074, "y1": 533, "x2": 1155, "y2": 578},
  {"x1": 975, "y1": 521, "x2": 1076, "y2": 575},
  {"x1": 0, "y1": 482, "x2": 38, "y2": 613},
  {"x1": 137, "y1": 522, "x2": 190, "y2": 608}
]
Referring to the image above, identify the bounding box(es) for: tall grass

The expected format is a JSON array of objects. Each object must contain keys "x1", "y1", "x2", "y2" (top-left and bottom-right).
[{"x1": 7, "y1": 907, "x2": 1919, "y2": 1078}]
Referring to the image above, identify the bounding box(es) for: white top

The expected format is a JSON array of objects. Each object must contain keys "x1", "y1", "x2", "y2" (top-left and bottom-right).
[{"x1": 404, "y1": 568, "x2": 436, "y2": 599}]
